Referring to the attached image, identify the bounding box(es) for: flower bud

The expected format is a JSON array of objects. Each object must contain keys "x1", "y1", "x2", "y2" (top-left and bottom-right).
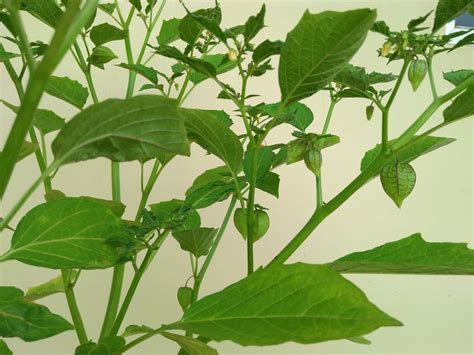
[
  {"x1": 227, "y1": 48, "x2": 238, "y2": 62},
  {"x1": 381, "y1": 41, "x2": 392, "y2": 57}
]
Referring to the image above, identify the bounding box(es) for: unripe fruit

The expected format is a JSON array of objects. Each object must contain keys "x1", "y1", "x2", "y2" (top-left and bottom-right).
[
  {"x1": 304, "y1": 149, "x2": 322, "y2": 176},
  {"x1": 408, "y1": 59, "x2": 427, "y2": 91},
  {"x1": 177, "y1": 287, "x2": 193, "y2": 312},
  {"x1": 366, "y1": 105, "x2": 374, "y2": 121},
  {"x1": 227, "y1": 48, "x2": 238, "y2": 62},
  {"x1": 233, "y1": 208, "x2": 270, "y2": 242}
]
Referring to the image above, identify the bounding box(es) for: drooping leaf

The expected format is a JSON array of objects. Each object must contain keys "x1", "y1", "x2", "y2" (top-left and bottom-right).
[
  {"x1": 243, "y1": 4, "x2": 266, "y2": 42},
  {"x1": 279, "y1": 9, "x2": 376, "y2": 104},
  {"x1": 243, "y1": 146, "x2": 276, "y2": 183},
  {"x1": 370, "y1": 21, "x2": 391, "y2": 36},
  {"x1": 186, "y1": 180, "x2": 237, "y2": 210},
  {"x1": 149, "y1": 199, "x2": 201, "y2": 231},
  {"x1": 0, "y1": 198, "x2": 135, "y2": 269},
  {"x1": 186, "y1": 166, "x2": 233, "y2": 196},
  {"x1": 256, "y1": 171, "x2": 280, "y2": 198},
  {"x1": 189, "y1": 54, "x2": 239, "y2": 84},
  {"x1": 443, "y1": 84, "x2": 474, "y2": 121},
  {"x1": 161, "y1": 332, "x2": 218, "y2": 355},
  {"x1": 45, "y1": 76, "x2": 89, "y2": 109},
  {"x1": 157, "y1": 18, "x2": 181, "y2": 45},
  {"x1": 360, "y1": 135, "x2": 456, "y2": 172},
  {"x1": 21, "y1": 0, "x2": 63, "y2": 28},
  {"x1": 252, "y1": 39, "x2": 283, "y2": 64},
  {"x1": 52, "y1": 95, "x2": 189, "y2": 165},
  {"x1": 0, "y1": 339, "x2": 12, "y2": 355},
  {"x1": 129, "y1": 0, "x2": 142, "y2": 12},
  {"x1": 443, "y1": 69, "x2": 474, "y2": 86},
  {"x1": 0, "y1": 286, "x2": 73, "y2": 341},
  {"x1": 75, "y1": 336, "x2": 125, "y2": 355},
  {"x1": 121, "y1": 324, "x2": 154, "y2": 337},
  {"x1": 380, "y1": 161, "x2": 416, "y2": 208},
  {"x1": 118, "y1": 63, "x2": 159, "y2": 85},
  {"x1": 432, "y1": 0, "x2": 473, "y2": 32},
  {"x1": 330, "y1": 233, "x2": 474, "y2": 275},
  {"x1": 172, "y1": 227, "x2": 217, "y2": 258},
  {"x1": 25, "y1": 271, "x2": 78, "y2": 301},
  {"x1": 170, "y1": 263, "x2": 402, "y2": 345},
  {"x1": 90, "y1": 23, "x2": 127, "y2": 46},
  {"x1": 182, "y1": 108, "x2": 243, "y2": 175}
]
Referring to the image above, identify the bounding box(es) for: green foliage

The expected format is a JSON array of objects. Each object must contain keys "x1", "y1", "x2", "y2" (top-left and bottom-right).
[
  {"x1": 88, "y1": 46, "x2": 117, "y2": 69},
  {"x1": 171, "y1": 263, "x2": 402, "y2": 345},
  {"x1": 330, "y1": 233, "x2": 474, "y2": 274},
  {"x1": 160, "y1": 332, "x2": 218, "y2": 355},
  {"x1": 178, "y1": 5, "x2": 222, "y2": 46},
  {"x1": 90, "y1": 23, "x2": 127, "y2": 46},
  {"x1": 0, "y1": 198, "x2": 135, "y2": 269},
  {"x1": 149, "y1": 199, "x2": 200, "y2": 232},
  {"x1": 172, "y1": 227, "x2": 218, "y2": 258},
  {"x1": 21, "y1": 0, "x2": 63, "y2": 27},
  {"x1": 75, "y1": 336, "x2": 125, "y2": 354},
  {"x1": 243, "y1": 4, "x2": 266, "y2": 43},
  {"x1": 443, "y1": 70, "x2": 474, "y2": 86},
  {"x1": 432, "y1": 0, "x2": 474, "y2": 32},
  {"x1": 443, "y1": 85, "x2": 474, "y2": 121},
  {"x1": 157, "y1": 18, "x2": 181, "y2": 45},
  {"x1": 0, "y1": 46, "x2": 19, "y2": 61},
  {"x1": 0, "y1": 339, "x2": 13, "y2": 355},
  {"x1": 25, "y1": 271, "x2": 78, "y2": 301},
  {"x1": 380, "y1": 160, "x2": 416, "y2": 208},
  {"x1": 0, "y1": 286, "x2": 73, "y2": 341},
  {"x1": 177, "y1": 287, "x2": 193, "y2": 312},
  {"x1": 45, "y1": 76, "x2": 89, "y2": 109}
]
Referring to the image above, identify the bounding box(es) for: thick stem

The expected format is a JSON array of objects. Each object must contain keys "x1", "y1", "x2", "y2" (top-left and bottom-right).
[
  {"x1": 246, "y1": 143, "x2": 258, "y2": 275},
  {"x1": 8, "y1": 8, "x2": 35, "y2": 71},
  {"x1": 62, "y1": 270, "x2": 88, "y2": 344},
  {"x1": 426, "y1": 56, "x2": 438, "y2": 99}
]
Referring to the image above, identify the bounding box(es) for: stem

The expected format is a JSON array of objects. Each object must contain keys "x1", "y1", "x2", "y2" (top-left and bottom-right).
[
  {"x1": 192, "y1": 196, "x2": 237, "y2": 303},
  {"x1": 8, "y1": 8, "x2": 35, "y2": 71},
  {"x1": 62, "y1": 270, "x2": 88, "y2": 344},
  {"x1": 134, "y1": 160, "x2": 163, "y2": 222},
  {"x1": 72, "y1": 41, "x2": 100, "y2": 103},
  {"x1": 246, "y1": 143, "x2": 258, "y2": 275},
  {"x1": 426, "y1": 56, "x2": 438, "y2": 99},
  {"x1": 123, "y1": 327, "x2": 165, "y2": 352}
]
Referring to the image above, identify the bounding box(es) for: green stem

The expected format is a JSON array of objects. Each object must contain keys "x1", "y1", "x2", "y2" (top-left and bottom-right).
[
  {"x1": 246, "y1": 144, "x2": 258, "y2": 275},
  {"x1": 426, "y1": 56, "x2": 438, "y2": 99},
  {"x1": 134, "y1": 160, "x2": 163, "y2": 222},
  {"x1": 123, "y1": 327, "x2": 165, "y2": 352},
  {"x1": 72, "y1": 42, "x2": 99, "y2": 103},
  {"x1": 192, "y1": 196, "x2": 237, "y2": 303},
  {"x1": 7, "y1": 7, "x2": 35, "y2": 71},
  {"x1": 62, "y1": 270, "x2": 88, "y2": 344}
]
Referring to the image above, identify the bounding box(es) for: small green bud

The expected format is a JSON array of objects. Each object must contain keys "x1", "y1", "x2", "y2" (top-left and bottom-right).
[
  {"x1": 366, "y1": 105, "x2": 374, "y2": 121},
  {"x1": 177, "y1": 287, "x2": 193, "y2": 312},
  {"x1": 408, "y1": 59, "x2": 427, "y2": 91},
  {"x1": 304, "y1": 149, "x2": 322, "y2": 176},
  {"x1": 227, "y1": 48, "x2": 238, "y2": 62}
]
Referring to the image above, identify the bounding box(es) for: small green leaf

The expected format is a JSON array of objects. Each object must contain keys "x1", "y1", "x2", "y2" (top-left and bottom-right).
[
  {"x1": 129, "y1": 0, "x2": 142, "y2": 12},
  {"x1": 188, "y1": 6, "x2": 227, "y2": 43},
  {"x1": 157, "y1": 18, "x2": 181, "y2": 45},
  {"x1": 21, "y1": 0, "x2": 63, "y2": 28},
  {"x1": 443, "y1": 84, "x2": 474, "y2": 122},
  {"x1": 347, "y1": 336, "x2": 371, "y2": 345},
  {"x1": 90, "y1": 23, "x2": 127, "y2": 46},
  {"x1": 371, "y1": 21, "x2": 391, "y2": 36},
  {"x1": 330, "y1": 233, "x2": 474, "y2": 275},
  {"x1": 0, "y1": 286, "x2": 73, "y2": 341},
  {"x1": 252, "y1": 39, "x2": 283, "y2": 65},
  {"x1": 432, "y1": 0, "x2": 473, "y2": 32},
  {"x1": 179, "y1": 6, "x2": 222, "y2": 45},
  {"x1": 0, "y1": 198, "x2": 135, "y2": 269},
  {"x1": 155, "y1": 45, "x2": 217, "y2": 78},
  {"x1": 121, "y1": 324, "x2": 153, "y2": 337},
  {"x1": 98, "y1": 3, "x2": 116, "y2": 15},
  {"x1": 45, "y1": 76, "x2": 89, "y2": 109},
  {"x1": 243, "y1": 4, "x2": 266, "y2": 42},
  {"x1": 334, "y1": 64, "x2": 369, "y2": 91},
  {"x1": 170, "y1": 263, "x2": 402, "y2": 345},
  {"x1": 172, "y1": 227, "x2": 217, "y2": 258},
  {"x1": 75, "y1": 336, "x2": 125, "y2": 355},
  {"x1": 367, "y1": 71, "x2": 398, "y2": 84},
  {"x1": 52, "y1": 95, "x2": 190, "y2": 165},
  {"x1": 88, "y1": 46, "x2": 117, "y2": 68},
  {"x1": 160, "y1": 332, "x2": 218, "y2": 355},
  {"x1": 256, "y1": 101, "x2": 314, "y2": 131},
  {"x1": 25, "y1": 271, "x2": 78, "y2": 301},
  {"x1": 149, "y1": 199, "x2": 201, "y2": 231},
  {"x1": 189, "y1": 54, "x2": 239, "y2": 84},
  {"x1": 243, "y1": 146, "x2": 276, "y2": 183},
  {"x1": 360, "y1": 135, "x2": 456, "y2": 172},
  {"x1": 443, "y1": 69, "x2": 474, "y2": 86},
  {"x1": 279, "y1": 9, "x2": 376, "y2": 104},
  {"x1": 118, "y1": 63, "x2": 159, "y2": 85},
  {"x1": 380, "y1": 161, "x2": 416, "y2": 208},
  {"x1": 257, "y1": 171, "x2": 280, "y2": 198},
  {"x1": 407, "y1": 11, "x2": 433, "y2": 30},
  {"x1": 177, "y1": 287, "x2": 194, "y2": 312},
  {"x1": 0, "y1": 339, "x2": 12, "y2": 355},
  {"x1": 0, "y1": 46, "x2": 20, "y2": 61},
  {"x1": 186, "y1": 181, "x2": 237, "y2": 210},
  {"x1": 186, "y1": 166, "x2": 233, "y2": 196}
]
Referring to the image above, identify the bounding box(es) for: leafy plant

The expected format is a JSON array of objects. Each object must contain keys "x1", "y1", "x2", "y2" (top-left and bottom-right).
[{"x1": 0, "y1": 0, "x2": 473, "y2": 353}]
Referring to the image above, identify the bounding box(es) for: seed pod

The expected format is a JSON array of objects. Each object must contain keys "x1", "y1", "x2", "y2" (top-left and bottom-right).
[
  {"x1": 380, "y1": 160, "x2": 416, "y2": 208},
  {"x1": 233, "y1": 208, "x2": 270, "y2": 242},
  {"x1": 304, "y1": 149, "x2": 322, "y2": 176},
  {"x1": 366, "y1": 105, "x2": 374, "y2": 121},
  {"x1": 177, "y1": 286, "x2": 193, "y2": 312},
  {"x1": 227, "y1": 48, "x2": 238, "y2": 62},
  {"x1": 408, "y1": 59, "x2": 427, "y2": 91},
  {"x1": 381, "y1": 40, "x2": 392, "y2": 57},
  {"x1": 286, "y1": 139, "x2": 307, "y2": 164}
]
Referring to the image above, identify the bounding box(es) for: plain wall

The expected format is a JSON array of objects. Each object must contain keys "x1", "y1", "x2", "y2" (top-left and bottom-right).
[{"x1": 1, "y1": 0, "x2": 473, "y2": 354}]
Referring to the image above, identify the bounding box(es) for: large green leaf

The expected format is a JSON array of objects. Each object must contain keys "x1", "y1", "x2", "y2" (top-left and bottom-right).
[
  {"x1": 443, "y1": 69, "x2": 474, "y2": 86},
  {"x1": 432, "y1": 0, "x2": 474, "y2": 32},
  {"x1": 278, "y1": 9, "x2": 376, "y2": 104},
  {"x1": 0, "y1": 198, "x2": 135, "y2": 269},
  {"x1": 169, "y1": 263, "x2": 402, "y2": 345},
  {"x1": 21, "y1": 0, "x2": 63, "y2": 28},
  {"x1": 90, "y1": 23, "x2": 127, "y2": 46},
  {"x1": 52, "y1": 95, "x2": 189, "y2": 165},
  {"x1": 182, "y1": 108, "x2": 243, "y2": 175},
  {"x1": 45, "y1": 76, "x2": 89, "y2": 109},
  {"x1": 330, "y1": 233, "x2": 474, "y2": 274},
  {"x1": 172, "y1": 227, "x2": 217, "y2": 258},
  {"x1": 161, "y1": 332, "x2": 218, "y2": 355},
  {"x1": 0, "y1": 286, "x2": 73, "y2": 341},
  {"x1": 360, "y1": 135, "x2": 456, "y2": 172},
  {"x1": 443, "y1": 84, "x2": 474, "y2": 122},
  {"x1": 157, "y1": 18, "x2": 181, "y2": 45},
  {"x1": 0, "y1": 339, "x2": 12, "y2": 355}
]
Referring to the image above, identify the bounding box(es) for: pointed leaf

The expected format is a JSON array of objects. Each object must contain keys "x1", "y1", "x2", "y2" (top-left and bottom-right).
[
  {"x1": 118, "y1": 63, "x2": 159, "y2": 85},
  {"x1": 334, "y1": 64, "x2": 369, "y2": 91},
  {"x1": 0, "y1": 339, "x2": 12, "y2": 355},
  {"x1": 0, "y1": 46, "x2": 20, "y2": 61},
  {"x1": 170, "y1": 263, "x2": 402, "y2": 345},
  {"x1": 330, "y1": 233, "x2": 474, "y2": 275},
  {"x1": 443, "y1": 84, "x2": 474, "y2": 121},
  {"x1": 252, "y1": 39, "x2": 283, "y2": 64},
  {"x1": 179, "y1": 6, "x2": 222, "y2": 45},
  {"x1": 186, "y1": 180, "x2": 236, "y2": 209},
  {"x1": 367, "y1": 71, "x2": 398, "y2": 84},
  {"x1": 52, "y1": 95, "x2": 189, "y2": 165},
  {"x1": 172, "y1": 227, "x2": 217, "y2": 258},
  {"x1": 21, "y1": 0, "x2": 63, "y2": 28},
  {"x1": 443, "y1": 69, "x2": 474, "y2": 86},
  {"x1": 189, "y1": 54, "x2": 239, "y2": 84},
  {"x1": 45, "y1": 76, "x2": 89, "y2": 109},
  {"x1": 161, "y1": 332, "x2": 218, "y2": 355},
  {"x1": 90, "y1": 23, "x2": 127, "y2": 46},
  {"x1": 0, "y1": 198, "x2": 135, "y2": 269},
  {"x1": 243, "y1": 146, "x2": 275, "y2": 183},
  {"x1": 380, "y1": 161, "x2": 416, "y2": 208},
  {"x1": 157, "y1": 18, "x2": 181, "y2": 45},
  {"x1": 279, "y1": 9, "x2": 376, "y2": 104},
  {"x1": 432, "y1": 0, "x2": 473, "y2": 32},
  {"x1": 155, "y1": 45, "x2": 217, "y2": 78},
  {"x1": 121, "y1": 324, "x2": 153, "y2": 337},
  {"x1": 256, "y1": 171, "x2": 280, "y2": 198},
  {"x1": 243, "y1": 4, "x2": 266, "y2": 42},
  {"x1": 75, "y1": 336, "x2": 125, "y2": 355}
]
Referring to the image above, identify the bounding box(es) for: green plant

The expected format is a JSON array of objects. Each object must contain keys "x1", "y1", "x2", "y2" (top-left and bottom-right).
[{"x1": 0, "y1": 0, "x2": 473, "y2": 353}]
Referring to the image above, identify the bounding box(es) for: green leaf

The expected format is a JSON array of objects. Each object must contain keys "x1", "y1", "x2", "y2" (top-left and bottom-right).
[
  {"x1": 186, "y1": 180, "x2": 237, "y2": 210},
  {"x1": 279, "y1": 9, "x2": 376, "y2": 104},
  {"x1": 177, "y1": 287, "x2": 193, "y2": 312},
  {"x1": 334, "y1": 64, "x2": 369, "y2": 91},
  {"x1": 157, "y1": 18, "x2": 181, "y2": 45},
  {"x1": 75, "y1": 336, "x2": 125, "y2": 355},
  {"x1": 45, "y1": 76, "x2": 89, "y2": 109},
  {"x1": 170, "y1": 263, "x2": 402, "y2": 345},
  {"x1": 407, "y1": 11, "x2": 433, "y2": 30},
  {"x1": 129, "y1": 0, "x2": 142, "y2": 12},
  {"x1": 0, "y1": 339, "x2": 12, "y2": 355},
  {"x1": 443, "y1": 69, "x2": 474, "y2": 86},
  {"x1": 367, "y1": 71, "x2": 398, "y2": 84},
  {"x1": 88, "y1": 46, "x2": 117, "y2": 69},
  {"x1": 256, "y1": 171, "x2": 280, "y2": 198},
  {"x1": 0, "y1": 286, "x2": 73, "y2": 341},
  {"x1": 21, "y1": 0, "x2": 63, "y2": 28},
  {"x1": 25, "y1": 271, "x2": 78, "y2": 301},
  {"x1": 90, "y1": 23, "x2": 127, "y2": 46},
  {"x1": 160, "y1": 332, "x2": 218, "y2": 355},
  {"x1": 121, "y1": 324, "x2": 153, "y2": 337},
  {"x1": 432, "y1": 0, "x2": 473, "y2": 32},
  {"x1": 149, "y1": 199, "x2": 201, "y2": 231},
  {"x1": 190, "y1": 54, "x2": 239, "y2": 84},
  {"x1": 155, "y1": 45, "x2": 217, "y2": 78},
  {"x1": 172, "y1": 227, "x2": 217, "y2": 258},
  {"x1": 330, "y1": 233, "x2": 474, "y2": 275},
  {"x1": 188, "y1": 7, "x2": 227, "y2": 43},
  {"x1": 256, "y1": 101, "x2": 314, "y2": 131},
  {"x1": 244, "y1": 146, "x2": 275, "y2": 183},
  {"x1": 81, "y1": 196, "x2": 126, "y2": 217},
  {"x1": 52, "y1": 95, "x2": 189, "y2": 164},
  {"x1": 371, "y1": 21, "x2": 391, "y2": 36},
  {"x1": 182, "y1": 108, "x2": 243, "y2": 175},
  {"x1": 179, "y1": 6, "x2": 222, "y2": 45},
  {"x1": 98, "y1": 3, "x2": 116, "y2": 15},
  {"x1": 243, "y1": 4, "x2": 266, "y2": 42},
  {"x1": 0, "y1": 198, "x2": 135, "y2": 269},
  {"x1": 443, "y1": 84, "x2": 474, "y2": 121},
  {"x1": 118, "y1": 63, "x2": 159, "y2": 85},
  {"x1": 17, "y1": 141, "x2": 39, "y2": 162},
  {"x1": 380, "y1": 161, "x2": 416, "y2": 208},
  {"x1": 186, "y1": 166, "x2": 233, "y2": 195},
  {"x1": 252, "y1": 39, "x2": 283, "y2": 64},
  {"x1": 360, "y1": 135, "x2": 456, "y2": 172},
  {"x1": 347, "y1": 336, "x2": 371, "y2": 345},
  {"x1": 0, "y1": 46, "x2": 20, "y2": 61}
]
